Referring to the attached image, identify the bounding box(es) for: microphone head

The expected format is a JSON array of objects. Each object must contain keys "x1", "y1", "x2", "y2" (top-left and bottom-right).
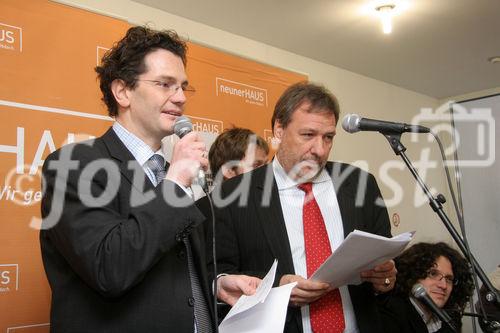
[
  {"x1": 411, "y1": 283, "x2": 427, "y2": 299},
  {"x1": 173, "y1": 116, "x2": 193, "y2": 138},
  {"x1": 342, "y1": 114, "x2": 361, "y2": 133}
]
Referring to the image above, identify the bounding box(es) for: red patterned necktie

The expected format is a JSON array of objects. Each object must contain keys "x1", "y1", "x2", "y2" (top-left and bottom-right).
[{"x1": 298, "y1": 182, "x2": 345, "y2": 333}]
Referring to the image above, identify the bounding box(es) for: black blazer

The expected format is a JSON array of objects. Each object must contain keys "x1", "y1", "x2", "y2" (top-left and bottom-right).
[
  {"x1": 379, "y1": 295, "x2": 460, "y2": 333},
  {"x1": 211, "y1": 161, "x2": 391, "y2": 333},
  {"x1": 40, "y1": 128, "x2": 215, "y2": 333}
]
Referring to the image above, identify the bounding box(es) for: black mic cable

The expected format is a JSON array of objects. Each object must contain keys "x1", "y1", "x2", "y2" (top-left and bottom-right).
[
  {"x1": 203, "y1": 185, "x2": 219, "y2": 333},
  {"x1": 173, "y1": 116, "x2": 218, "y2": 331}
]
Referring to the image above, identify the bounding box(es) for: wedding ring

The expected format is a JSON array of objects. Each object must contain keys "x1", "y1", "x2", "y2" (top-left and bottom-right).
[{"x1": 384, "y1": 278, "x2": 391, "y2": 286}]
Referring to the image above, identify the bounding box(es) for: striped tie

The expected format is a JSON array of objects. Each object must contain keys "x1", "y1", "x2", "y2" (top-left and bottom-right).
[{"x1": 148, "y1": 154, "x2": 166, "y2": 186}]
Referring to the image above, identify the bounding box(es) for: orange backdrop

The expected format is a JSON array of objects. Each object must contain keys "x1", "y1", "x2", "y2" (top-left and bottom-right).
[{"x1": 0, "y1": 0, "x2": 306, "y2": 331}]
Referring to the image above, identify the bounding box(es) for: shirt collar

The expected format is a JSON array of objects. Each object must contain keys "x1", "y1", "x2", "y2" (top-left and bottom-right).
[
  {"x1": 112, "y1": 121, "x2": 165, "y2": 167},
  {"x1": 272, "y1": 157, "x2": 331, "y2": 190}
]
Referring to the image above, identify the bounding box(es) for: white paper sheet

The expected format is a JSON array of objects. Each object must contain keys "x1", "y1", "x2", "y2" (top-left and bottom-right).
[
  {"x1": 219, "y1": 260, "x2": 297, "y2": 333},
  {"x1": 310, "y1": 230, "x2": 414, "y2": 287}
]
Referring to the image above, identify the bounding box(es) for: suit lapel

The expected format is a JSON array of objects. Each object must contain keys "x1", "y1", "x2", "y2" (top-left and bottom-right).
[
  {"x1": 101, "y1": 127, "x2": 156, "y2": 192},
  {"x1": 254, "y1": 165, "x2": 296, "y2": 274},
  {"x1": 255, "y1": 161, "x2": 357, "y2": 271},
  {"x1": 327, "y1": 162, "x2": 356, "y2": 238},
  {"x1": 254, "y1": 162, "x2": 358, "y2": 274}
]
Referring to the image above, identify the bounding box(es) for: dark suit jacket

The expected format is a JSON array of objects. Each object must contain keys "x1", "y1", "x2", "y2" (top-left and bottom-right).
[
  {"x1": 211, "y1": 161, "x2": 391, "y2": 333},
  {"x1": 379, "y1": 295, "x2": 460, "y2": 333},
  {"x1": 40, "y1": 128, "x2": 215, "y2": 333}
]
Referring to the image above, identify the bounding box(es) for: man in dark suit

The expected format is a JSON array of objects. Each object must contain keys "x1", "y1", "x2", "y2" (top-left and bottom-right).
[
  {"x1": 212, "y1": 82, "x2": 397, "y2": 333},
  {"x1": 40, "y1": 26, "x2": 259, "y2": 333}
]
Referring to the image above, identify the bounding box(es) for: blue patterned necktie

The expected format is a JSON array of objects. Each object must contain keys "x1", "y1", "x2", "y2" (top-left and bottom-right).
[{"x1": 148, "y1": 154, "x2": 166, "y2": 186}]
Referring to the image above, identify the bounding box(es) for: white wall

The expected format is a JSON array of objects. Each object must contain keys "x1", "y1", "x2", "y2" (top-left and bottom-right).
[
  {"x1": 55, "y1": 0, "x2": 461, "y2": 244},
  {"x1": 440, "y1": 91, "x2": 500, "y2": 333},
  {"x1": 438, "y1": 86, "x2": 500, "y2": 237},
  {"x1": 442, "y1": 87, "x2": 500, "y2": 104}
]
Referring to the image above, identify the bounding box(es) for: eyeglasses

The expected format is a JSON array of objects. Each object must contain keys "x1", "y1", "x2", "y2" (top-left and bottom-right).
[
  {"x1": 136, "y1": 79, "x2": 196, "y2": 98},
  {"x1": 427, "y1": 268, "x2": 458, "y2": 286}
]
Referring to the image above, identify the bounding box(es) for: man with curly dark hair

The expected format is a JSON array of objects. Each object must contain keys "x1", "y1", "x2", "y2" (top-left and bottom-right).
[
  {"x1": 379, "y1": 242, "x2": 474, "y2": 333},
  {"x1": 40, "y1": 26, "x2": 260, "y2": 333}
]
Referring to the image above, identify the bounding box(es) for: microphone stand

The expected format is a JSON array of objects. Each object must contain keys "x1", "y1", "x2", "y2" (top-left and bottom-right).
[
  {"x1": 461, "y1": 312, "x2": 500, "y2": 332},
  {"x1": 382, "y1": 133, "x2": 500, "y2": 310}
]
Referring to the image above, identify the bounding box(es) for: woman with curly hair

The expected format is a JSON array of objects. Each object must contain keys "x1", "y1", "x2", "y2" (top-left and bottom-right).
[{"x1": 379, "y1": 242, "x2": 473, "y2": 332}]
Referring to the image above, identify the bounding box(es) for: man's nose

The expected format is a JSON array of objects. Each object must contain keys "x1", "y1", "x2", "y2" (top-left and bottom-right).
[
  {"x1": 310, "y1": 137, "x2": 327, "y2": 156},
  {"x1": 437, "y1": 277, "x2": 448, "y2": 289},
  {"x1": 170, "y1": 87, "x2": 187, "y2": 104}
]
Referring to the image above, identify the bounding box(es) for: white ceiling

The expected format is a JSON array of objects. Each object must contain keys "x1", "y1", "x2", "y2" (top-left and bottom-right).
[{"x1": 134, "y1": 0, "x2": 500, "y2": 99}]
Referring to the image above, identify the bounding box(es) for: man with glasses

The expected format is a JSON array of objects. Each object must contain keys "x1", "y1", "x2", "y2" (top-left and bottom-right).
[
  {"x1": 40, "y1": 26, "x2": 259, "y2": 333},
  {"x1": 380, "y1": 242, "x2": 474, "y2": 332}
]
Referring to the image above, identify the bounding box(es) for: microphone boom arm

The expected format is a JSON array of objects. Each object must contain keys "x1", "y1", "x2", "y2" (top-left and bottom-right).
[{"x1": 383, "y1": 133, "x2": 500, "y2": 308}]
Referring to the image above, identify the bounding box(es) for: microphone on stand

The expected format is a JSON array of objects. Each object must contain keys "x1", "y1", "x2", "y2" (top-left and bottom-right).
[
  {"x1": 342, "y1": 113, "x2": 430, "y2": 134},
  {"x1": 412, "y1": 283, "x2": 458, "y2": 332},
  {"x1": 173, "y1": 116, "x2": 209, "y2": 193}
]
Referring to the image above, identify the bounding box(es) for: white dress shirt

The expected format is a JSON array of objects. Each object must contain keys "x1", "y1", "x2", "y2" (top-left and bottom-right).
[{"x1": 273, "y1": 158, "x2": 359, "y2": 333}]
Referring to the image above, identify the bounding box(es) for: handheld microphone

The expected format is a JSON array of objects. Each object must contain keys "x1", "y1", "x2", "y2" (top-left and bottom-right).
[
  {"x1": 342, "y1": 114, "x2": 430, "y2": 134},
  {"x1": 173, "y1": 116, "x2": 209, "y2": 192},
  {"x1": 412, "y1": 283, "x2": 458, "y2": 332}
]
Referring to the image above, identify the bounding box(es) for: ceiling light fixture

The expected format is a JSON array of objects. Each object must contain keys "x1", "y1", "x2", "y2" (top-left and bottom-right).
[
  {"x1": 488, "y1": 56, "x2": 500, "y2": 64},
  {"x1": 376, "y1": 4, "x2": 396, "y2": 34}
]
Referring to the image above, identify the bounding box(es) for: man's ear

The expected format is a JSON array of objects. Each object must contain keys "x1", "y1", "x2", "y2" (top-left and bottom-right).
[
  {"x1": 274, "y1": 121, "x2": 284, "y2": 140},
  {"x1": 221, "y1": 165, "x2": 238, "y2": 180},
  {"x1": 111, "y1": 79, "x2": 131, "y2": 108}
]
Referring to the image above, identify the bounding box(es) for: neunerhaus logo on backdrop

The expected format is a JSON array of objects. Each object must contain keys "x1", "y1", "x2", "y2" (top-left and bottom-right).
[
  {"x1": 216, "y1": 77, "x2": 267, "y2": 107},
  {"x1": 0, "y1": 23, "x2": 22, "y2": 52},
  {"x1": 0, "y1": 264, "x2": 19, "y2": 293}
]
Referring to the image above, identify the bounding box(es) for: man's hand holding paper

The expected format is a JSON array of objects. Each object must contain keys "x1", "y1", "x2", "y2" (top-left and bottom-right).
[
  {"x1": 217, "y1": 274, "x2": 262, "y2": 306},
  {"x1": 219, "y1": 260, "x2": 297, "y2": 333},
  {"x1": 279, "y1": 274, "x2": 330, "y2": 307},
  {"x1": 360, "y1": 259, "x2": 397, "y2": 293},
  {"x1": 310, "y1": 230, "x2": 414, "y2": 289}
]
